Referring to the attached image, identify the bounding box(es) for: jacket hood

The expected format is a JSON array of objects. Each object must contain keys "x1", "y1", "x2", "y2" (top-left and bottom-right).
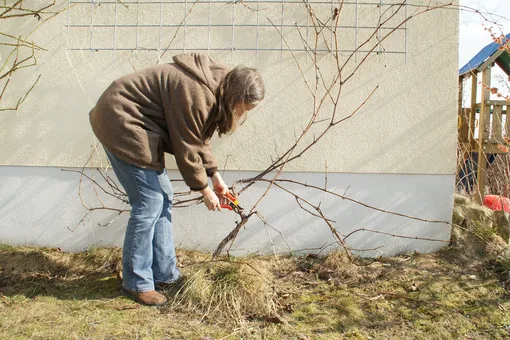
[{"x1": 172, "y1": 53, "x2": 228, "y2": 95}]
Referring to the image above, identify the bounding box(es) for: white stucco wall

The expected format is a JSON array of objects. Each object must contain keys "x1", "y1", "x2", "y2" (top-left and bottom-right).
[{"x1": 0, "y1": 0, "x2": 458, "y2": 255}]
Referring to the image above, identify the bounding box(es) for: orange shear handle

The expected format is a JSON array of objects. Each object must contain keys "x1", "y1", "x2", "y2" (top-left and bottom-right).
[
  {"x1": 218, "y1": 191, "x2": 238, "y2": 210},
  {"x1": 223, "y1": 191, "x2": 238, "y2": 205}
]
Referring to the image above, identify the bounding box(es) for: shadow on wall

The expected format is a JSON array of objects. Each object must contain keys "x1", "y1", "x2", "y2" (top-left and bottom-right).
[
  {"x1": 0, "y1": 165, "x2": 453, "y2": 257},
  {"x1": 0, "y1": 44, "x2": 456, "y2": 256},
  {"x1": 197, "y1": 171, "x2": 453, "y2": 258},
  {"x1": 1, "y1": 44, "x2": 455, "y2": 181},
  {"x1": 351, "y1": 46, "x2": 457, "y2": 174},
  {"x1": 0, "y1": 166, "x2": 127, "y2": 252}
]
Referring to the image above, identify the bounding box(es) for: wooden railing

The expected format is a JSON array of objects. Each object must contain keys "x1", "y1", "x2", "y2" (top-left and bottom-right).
[
  {"x1": 459, "y1": 100, "x2": 508, "y2": 153},
  {"x1": 458, "y1": 100, "x2": 509, "y2": 203}
]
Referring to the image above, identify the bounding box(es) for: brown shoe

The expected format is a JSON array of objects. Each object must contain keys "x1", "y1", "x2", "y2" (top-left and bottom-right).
[{"x1": 121, "y1": 287, "x2": 167, "y2": 306}]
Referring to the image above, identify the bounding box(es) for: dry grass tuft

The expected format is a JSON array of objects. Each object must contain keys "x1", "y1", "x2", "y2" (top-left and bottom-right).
[
  {"x1": 163, "y1": 258, "x2": 278, "y2": 323},
  {"x1": 314, "y1": 251, "x2": 360, "y2": 280}
]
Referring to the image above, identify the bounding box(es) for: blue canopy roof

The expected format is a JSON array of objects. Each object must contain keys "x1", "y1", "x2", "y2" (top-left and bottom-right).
[{"x1": 459, "y1": 33, "x2": 510, "y2": 77}]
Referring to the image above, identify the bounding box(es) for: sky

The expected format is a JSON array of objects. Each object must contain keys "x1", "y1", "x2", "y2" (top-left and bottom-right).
[
  {"x1": 459, "y1": 0, "x2": 510, "y2": 67},
  {"x1": 459, "y1": 0, "x2": 510, "y2": 98}
]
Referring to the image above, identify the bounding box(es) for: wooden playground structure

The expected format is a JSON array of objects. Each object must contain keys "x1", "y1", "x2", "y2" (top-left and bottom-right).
[{"x1": 458, "y1": 35, "x2": 510, "y2": 204}]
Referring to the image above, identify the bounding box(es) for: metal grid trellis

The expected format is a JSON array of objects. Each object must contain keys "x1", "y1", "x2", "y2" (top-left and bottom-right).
[{"x1": 65, "y1": 0, "x2": 408, "y2": 59}]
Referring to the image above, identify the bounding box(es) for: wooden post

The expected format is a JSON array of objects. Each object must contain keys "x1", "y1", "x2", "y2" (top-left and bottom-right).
[
  {"x1": 505, "y1": 104, "x2": 510, "y2": 137},
  {"x1": 481, "y1": 105, "x2": 491, "y2": 141},
  {"x1": 457, "y1": 76, "x2": 469, "y2": 175},
  {"x1": 476, "y1": 66, "x2": 492, "y2": 204},
  {"x1": 491, "y1": 104, "x2": 503, "y2": 143},
  {"x1": 458, "y1": 77, "x2": 469, "y2": 142},
  {"x1": 469, "y1": 73, "x2": 478, "y2": 148},
  {"x1": 458, "y1": 76, "x2": 463, "y2": 138}
]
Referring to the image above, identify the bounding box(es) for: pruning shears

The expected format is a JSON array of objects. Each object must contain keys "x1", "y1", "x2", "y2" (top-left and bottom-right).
[{"x1": 219, "y1": 191, "x2": 243, "y2": 214}]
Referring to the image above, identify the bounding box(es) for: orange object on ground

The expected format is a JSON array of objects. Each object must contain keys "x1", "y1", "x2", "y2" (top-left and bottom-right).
[{"x1": 484, "y1": 195, "x2": 510, "y2": 213}]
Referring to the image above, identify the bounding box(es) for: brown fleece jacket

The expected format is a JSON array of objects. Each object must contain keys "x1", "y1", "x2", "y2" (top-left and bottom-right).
[{"x1": 89, "y1": 53, "x2": 228, "y2": 191}]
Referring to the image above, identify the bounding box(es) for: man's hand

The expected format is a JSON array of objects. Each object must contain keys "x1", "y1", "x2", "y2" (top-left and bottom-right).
[
  {"x1": 201, "y1": 186, "x2": 221, "y2": 211},
  {"x1": 211, "y1": 172, "x2": 228, "y2": 195}
]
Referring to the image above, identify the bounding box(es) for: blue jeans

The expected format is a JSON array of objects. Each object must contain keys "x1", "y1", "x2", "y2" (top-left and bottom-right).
[{"x1": 105, "y1": 148, "x2": 180, "y2": 292}]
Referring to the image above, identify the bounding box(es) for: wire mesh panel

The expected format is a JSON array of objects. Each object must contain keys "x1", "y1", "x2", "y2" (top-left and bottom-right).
[{"x1": 65, "y1": 0, "x2": 408, "y2": 59}]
